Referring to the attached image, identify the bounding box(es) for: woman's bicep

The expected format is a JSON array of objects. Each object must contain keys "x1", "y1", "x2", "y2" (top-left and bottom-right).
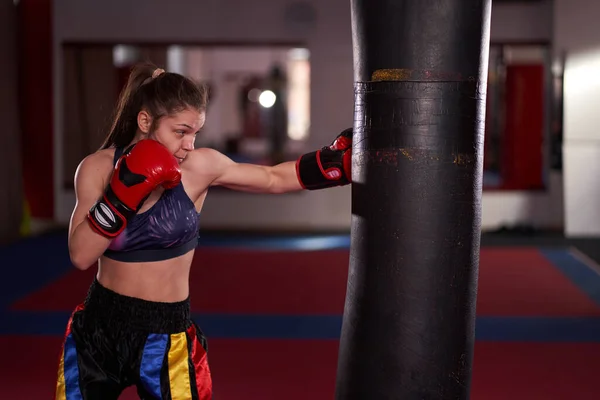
[
  {"x1": 69, "y1": 157, "x2": 106, "y2": 234},
  {"x1": 190, "y1": 149, "x2": 301, "y2": 193},
  {"x1": 204, "y1": 151, "x2": 272, "y2": 192},
  {"x1": 67, "y1": 156, "x2": 116, "y2": 270},
  {"x1": 213, "y1": 163, "x2": 273, "y2": 192},
  {"x1": 188, "y1": 148, "x2": 297, "y2": 193},
  {"x1": 187, "y1": 148, "x2": 242, "y2": 189}
]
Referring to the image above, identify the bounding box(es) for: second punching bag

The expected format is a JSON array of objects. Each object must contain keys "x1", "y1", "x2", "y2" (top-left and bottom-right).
[{"x1": 336, "y1": 0, "x2": 492, "y2": 399}]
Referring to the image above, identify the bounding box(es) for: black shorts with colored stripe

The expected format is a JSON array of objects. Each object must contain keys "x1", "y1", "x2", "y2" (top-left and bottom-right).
[{"x1": 55, "y1": 278, "x2": 212, "y2": 400}]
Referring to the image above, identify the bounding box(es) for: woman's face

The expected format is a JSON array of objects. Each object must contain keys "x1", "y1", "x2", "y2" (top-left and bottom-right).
[{"x1": 138, "y1": 107, "x2": 205, "y2": 164}]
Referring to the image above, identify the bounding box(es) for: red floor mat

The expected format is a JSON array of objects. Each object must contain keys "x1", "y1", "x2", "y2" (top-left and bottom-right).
[
  {"x1": 10, "y1": 247, "x2": 600, "y2": 316},
  {"x1": 476, "y1": 248, "x2": 600, "y2": 316},
  {"x1": 2, "y1": 336, "x2": 599, "y2": 400},
  {"x1": 471, "y1": 341, "x2": 600, "y2": 400}
]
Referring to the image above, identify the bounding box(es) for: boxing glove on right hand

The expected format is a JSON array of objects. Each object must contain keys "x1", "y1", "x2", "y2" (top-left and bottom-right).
[{"x1": 87, "y1": 139, "x2": 181, "y2": 238}]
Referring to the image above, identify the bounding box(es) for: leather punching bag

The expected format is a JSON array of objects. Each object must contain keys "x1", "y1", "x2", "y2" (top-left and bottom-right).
[{"x1": 336, "y1": 1, "x2": 492, "y2": 398}]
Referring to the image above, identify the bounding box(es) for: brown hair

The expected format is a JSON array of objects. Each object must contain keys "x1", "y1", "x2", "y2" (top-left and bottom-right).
[{"x1": 100, "y1": 62, "x2": 208, "y2": 149}]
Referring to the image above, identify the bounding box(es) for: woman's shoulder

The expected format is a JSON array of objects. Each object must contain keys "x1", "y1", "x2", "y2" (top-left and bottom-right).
[
  {"x1": 183, "y1": 147, "x2": 228, "y2": 172},
  {"x1": 74, "y1": 148, "x2": 116, "y2": 181}
]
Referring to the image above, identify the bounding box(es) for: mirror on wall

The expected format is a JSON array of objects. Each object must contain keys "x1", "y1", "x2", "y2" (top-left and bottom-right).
[
  {"x1": 59, "y1": 41, "x2": 553, "y2": 193},
  {"x1": 60, "y1": 43, "x2": 311, "y2": 189}
]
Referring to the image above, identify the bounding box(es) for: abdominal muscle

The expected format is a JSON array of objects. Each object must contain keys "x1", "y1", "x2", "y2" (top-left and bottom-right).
[{"x1": 96, "y1": 250, "x2": 195, "y2": 303}]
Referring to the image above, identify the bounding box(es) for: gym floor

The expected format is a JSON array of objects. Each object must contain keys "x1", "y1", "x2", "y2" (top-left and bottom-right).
[{"x1": 1, "y1": 230, "x2": 599, "y2": 399}]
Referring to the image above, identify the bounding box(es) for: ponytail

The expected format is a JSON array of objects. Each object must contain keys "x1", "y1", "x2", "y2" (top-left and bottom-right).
[{"x1": 100, "y1": 62, "x2": 159, "y2": 150}]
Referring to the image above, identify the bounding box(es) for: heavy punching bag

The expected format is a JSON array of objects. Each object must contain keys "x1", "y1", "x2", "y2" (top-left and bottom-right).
[{"x1": 335, "y1": 1, "x2": 492, "y2": 399}]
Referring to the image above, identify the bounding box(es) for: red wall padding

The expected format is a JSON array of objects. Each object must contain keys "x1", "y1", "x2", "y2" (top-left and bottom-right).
[
  {"x1": 18, "y1": 0, "x2": 54, "y2": 218},
  {"x1": 501, "y1": 64, "x2": 545, "y2": 190}
]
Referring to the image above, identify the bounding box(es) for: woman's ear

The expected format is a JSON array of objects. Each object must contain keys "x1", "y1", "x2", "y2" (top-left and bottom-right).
[{"x1": 137, "y1": 110, "x2": 153, "y2": 134}]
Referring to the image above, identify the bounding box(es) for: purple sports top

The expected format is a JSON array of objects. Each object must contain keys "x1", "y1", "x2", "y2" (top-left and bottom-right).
[{"x1": 103, "y1": 147, "x2": 200, "y2": 262}]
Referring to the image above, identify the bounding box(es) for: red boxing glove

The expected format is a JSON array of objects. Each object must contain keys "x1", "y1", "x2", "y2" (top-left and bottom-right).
[
  {"x1": 296, "y1": 128, "x2": 353, "y2": 190},
  {"x1": 87, "y1": 140, "x2": 181, "y2": 238}
]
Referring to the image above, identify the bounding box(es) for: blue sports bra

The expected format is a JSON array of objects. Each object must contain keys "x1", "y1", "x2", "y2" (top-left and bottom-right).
[{"x1": 103, "y1": 147, "x2": 200, "y2": 262}]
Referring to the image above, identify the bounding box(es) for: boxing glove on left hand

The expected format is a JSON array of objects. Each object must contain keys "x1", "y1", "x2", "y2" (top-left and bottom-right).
[
  {"x1": 87, "y1": 139, "x2": 181, "y2": 238},
  {"x1": 296, "y1": 128, "x2": 353, "y2": 190}
]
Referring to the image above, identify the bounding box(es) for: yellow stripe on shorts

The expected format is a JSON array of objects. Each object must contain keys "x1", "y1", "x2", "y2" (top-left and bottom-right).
[{"x1": 168, "y1": 332, "x2": 193, "y2": 399}]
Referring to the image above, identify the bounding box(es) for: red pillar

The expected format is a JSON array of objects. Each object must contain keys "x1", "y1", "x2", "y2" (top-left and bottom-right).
[
  {"x1": 501, "y1": 64, "x2": 545, "y2": 190},
  {"x1": 17, "y1": 0, "x2": 54, "y2": 219}
]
